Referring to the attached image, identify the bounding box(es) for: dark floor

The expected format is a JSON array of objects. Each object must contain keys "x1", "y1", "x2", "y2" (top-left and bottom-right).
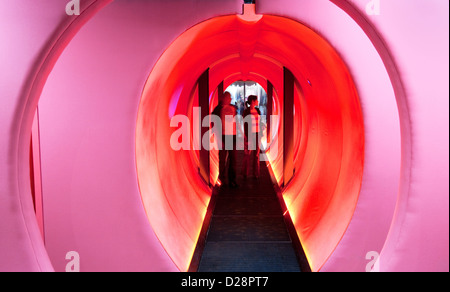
[{"x1": 197, "y1": 151, "x2": 302, "y2": 272}]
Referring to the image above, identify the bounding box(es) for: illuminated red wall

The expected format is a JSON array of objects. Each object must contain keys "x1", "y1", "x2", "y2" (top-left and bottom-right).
[{"x1": 136, "y1": 11, "x2": 364, "y2": 271}]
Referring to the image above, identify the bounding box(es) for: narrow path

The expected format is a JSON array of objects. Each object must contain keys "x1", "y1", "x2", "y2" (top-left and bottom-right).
[{"x1": 197, "y1": 151, "x2": 303, "y2": 272}]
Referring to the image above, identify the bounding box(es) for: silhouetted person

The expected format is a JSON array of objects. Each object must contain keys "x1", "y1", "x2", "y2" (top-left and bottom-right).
[
  {"x1": 242, "y1": 95, "x2": 261, "y2": 179},
  {"x1": 219, "y1": 92, "x2": 239, "y2": 188}
]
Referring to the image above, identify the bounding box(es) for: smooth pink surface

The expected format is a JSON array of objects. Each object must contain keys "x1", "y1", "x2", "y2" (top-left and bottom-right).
[
  {"x1": 0, "y1": 0, "x2": 111, "y2": 272},
  {"x1": 0, "y1": 0, "x2": 448, "y2": 272}
]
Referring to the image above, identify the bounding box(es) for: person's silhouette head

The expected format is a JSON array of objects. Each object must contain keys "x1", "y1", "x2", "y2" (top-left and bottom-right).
[
  {"x1": 223, "y1": 92, "x2": 232, "y2": 105},
  {"x1": 246, "y1": 95, "x2": 258, "y2": 108}
]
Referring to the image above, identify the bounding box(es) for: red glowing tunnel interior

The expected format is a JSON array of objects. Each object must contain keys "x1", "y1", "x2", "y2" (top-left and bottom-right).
[{"x1": 136, "y1": 7, "x2": 364, "y2": 272}]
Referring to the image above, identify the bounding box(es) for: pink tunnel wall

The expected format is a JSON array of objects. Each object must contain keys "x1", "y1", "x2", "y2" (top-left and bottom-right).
[{"x1": 0, "y1": 0, "x2": 448, "y2": 272}]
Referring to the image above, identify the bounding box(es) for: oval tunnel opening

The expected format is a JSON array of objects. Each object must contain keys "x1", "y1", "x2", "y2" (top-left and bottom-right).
[{"x1": 136, "y1": 10, "x2": 364, "y2": 272}]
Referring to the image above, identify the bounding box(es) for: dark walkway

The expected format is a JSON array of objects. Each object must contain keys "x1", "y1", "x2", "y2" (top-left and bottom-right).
[{"x1": 195, "y1": 151, "x2": 306, "y2": 272}]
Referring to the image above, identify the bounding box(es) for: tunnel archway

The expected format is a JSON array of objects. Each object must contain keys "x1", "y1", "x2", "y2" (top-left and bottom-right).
[{"x1": 136, "y1": 8, "x2": 364, "y2": 271}]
